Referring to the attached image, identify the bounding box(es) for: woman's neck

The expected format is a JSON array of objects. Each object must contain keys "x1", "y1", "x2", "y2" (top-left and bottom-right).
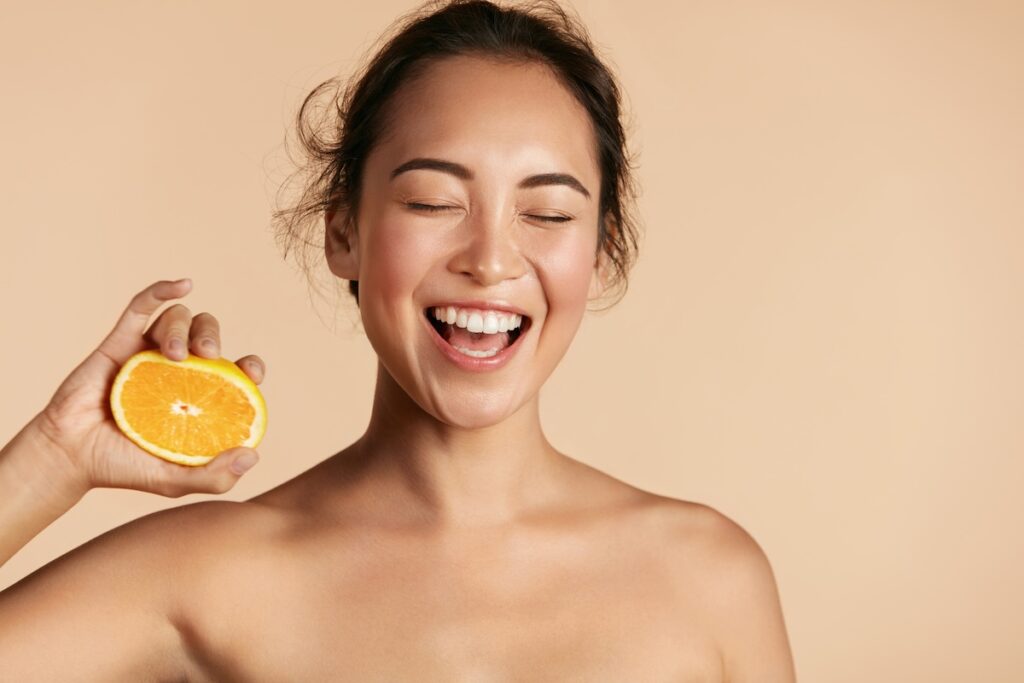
[{"x1": 350, "y1": 361, "x2": 573, "y2": 529}]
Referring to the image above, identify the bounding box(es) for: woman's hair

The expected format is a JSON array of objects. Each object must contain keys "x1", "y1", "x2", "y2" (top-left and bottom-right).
[{"x1": 272, "y1": 0, "x2": 642, "y2": 311}]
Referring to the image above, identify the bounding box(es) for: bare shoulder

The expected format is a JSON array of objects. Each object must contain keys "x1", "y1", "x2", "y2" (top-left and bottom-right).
[
  {"x1": 91, "y1": 497, "x2": 283, "y2": 560},
  {"x1": 0, "y1": 498, "x2": 279, "y2": 682},
  {"x1": 564, "y1": 467, "x2": 781, "y2": 589},
  {"x1": 59, "y1": 497, "x2": 291, "y2": 617},
  {"x1": 144, "y1": 497, "x2": 287, "y2": 546},
  {"x1": 655, "y1": 498, "x2": 772, "y2": 568},
  {"x1": 3, "y1": 498, "x2": 268, "y2": 598},
  {"x1": 650, "y1": 497, "x2": 797, "y2": 683},
  {"x1": 130, "y1": 498, "x2": 292, "y2": 584}
]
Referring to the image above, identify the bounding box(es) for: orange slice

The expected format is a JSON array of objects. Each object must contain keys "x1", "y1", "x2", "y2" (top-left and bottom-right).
[{"x1": 110, "y1": 349, "x2": 267, "y2": 466}]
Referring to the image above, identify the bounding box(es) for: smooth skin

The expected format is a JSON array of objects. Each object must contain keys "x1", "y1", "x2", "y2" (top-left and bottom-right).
[{"x1": 0, "y1": 56, "x2": 796, "y2": 682}]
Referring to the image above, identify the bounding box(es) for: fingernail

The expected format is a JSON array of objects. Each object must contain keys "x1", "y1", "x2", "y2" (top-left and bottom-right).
[
  {"x1": 201, "y1": 339, "x2": 217, "y2": 353},
  {"x1": 169, "y1": 338, "x2": 184, "y2": 354},
  {"x1": 231, "y1": 452, "x2": 258, "y2": 475}
]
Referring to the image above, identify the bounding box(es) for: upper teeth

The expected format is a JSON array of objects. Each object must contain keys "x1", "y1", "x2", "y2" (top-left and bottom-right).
[{"x1": 432, "y1": 306, "x2": 524, "y2": 334}]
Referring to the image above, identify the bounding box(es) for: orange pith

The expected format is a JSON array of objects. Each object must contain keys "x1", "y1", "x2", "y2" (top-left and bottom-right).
[{"x1": 110, "y1": 350, "x2": 267, "y2": 466}]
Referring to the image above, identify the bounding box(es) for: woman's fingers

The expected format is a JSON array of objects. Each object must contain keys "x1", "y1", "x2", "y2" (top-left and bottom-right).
[
  {"x1": 189, "y1": 312, "x2": 222, "y2": 359},
  {"x1": 143, "y1": 303, "x2": 195, "y2": 362},
  {"x1": 235, "y1": 355, "x2": 266, "y2": 384},
  {"x1": 97, "y1": 279, "x2": 192, "y2": 365},
  {"x1": 147, "y1": 308, "x2": 262, "y2": 381},
  {"x1": 141, "y1": 447, "x2": 260, "y2": 497},
  {"x1": 95, "y1": 282, "x2": 258, "y2": 386}
]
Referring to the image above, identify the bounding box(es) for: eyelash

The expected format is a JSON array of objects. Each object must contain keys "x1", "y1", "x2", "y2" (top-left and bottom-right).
[{"x1": 405, "y1": 202, "x2": 571, "y2": 223}]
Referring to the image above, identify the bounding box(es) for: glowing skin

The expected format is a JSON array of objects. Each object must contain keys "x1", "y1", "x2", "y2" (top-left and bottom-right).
[{"x1": 325, "y1": 54, "x2": 612, "y2": 527}]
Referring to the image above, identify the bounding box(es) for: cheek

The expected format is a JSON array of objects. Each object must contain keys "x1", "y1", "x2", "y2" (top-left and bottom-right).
[
  {"x1": 357, "y1": 223, "x2": 440, "y2": 352},
  {"x1": 534, "y1": 232, "x2": 598, "y2": 311},
  {"x1": 361, "y1": 223, "x2": 435, "y2": 302}
]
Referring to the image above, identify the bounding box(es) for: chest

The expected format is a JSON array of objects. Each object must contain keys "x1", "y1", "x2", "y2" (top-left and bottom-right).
[{"x1": 180, "y1": 528, "x2": 723, "y2": 682}]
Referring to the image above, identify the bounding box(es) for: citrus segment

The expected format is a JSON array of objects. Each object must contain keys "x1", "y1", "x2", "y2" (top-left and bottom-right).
[{"x1": 110, "y1": 350, "x2": 267, "y2": 466}]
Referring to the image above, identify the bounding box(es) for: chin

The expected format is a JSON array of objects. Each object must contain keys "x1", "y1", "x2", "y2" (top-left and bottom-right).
[{"x1": 426, "y1": 389, "x2": 527, "y2": 430}]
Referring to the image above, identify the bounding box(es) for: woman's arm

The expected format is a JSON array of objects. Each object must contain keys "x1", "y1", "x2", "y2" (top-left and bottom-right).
[
  {"x1": 0, "y1": 417, "x2": 184, "y2": 680},
  {"x1": 0, "y1": 414, "x2": 193, "y2": 681},
  {"x1": 0, "y1": 278, "x2": 266, "y2": 680},
  {"x1": 0, "y1": 415, "x2": 89, "y2": 568},
  {"x1": 705, "y1": 511, "x2": 798, "y2": 683},
  {"x1": 0, "y1": 489, "x2": 193, "y2": 681}
]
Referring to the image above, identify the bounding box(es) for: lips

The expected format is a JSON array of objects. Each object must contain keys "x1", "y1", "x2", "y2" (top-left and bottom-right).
[
  {"x1": 421, "y1": 308, "x2": 532, "y2": 372},
  {"x1": 422, "y1": 308, "x2": 530, "y2": 347}
]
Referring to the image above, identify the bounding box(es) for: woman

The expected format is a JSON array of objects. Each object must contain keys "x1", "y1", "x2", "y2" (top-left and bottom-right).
[{"x1": 0, "y1": 1, "x2": 795, "y2": 680}]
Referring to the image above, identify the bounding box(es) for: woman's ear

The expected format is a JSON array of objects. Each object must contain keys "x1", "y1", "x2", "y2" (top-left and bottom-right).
[{"x1": 325, "y1": 209, "x2": 360, "y2": 280}]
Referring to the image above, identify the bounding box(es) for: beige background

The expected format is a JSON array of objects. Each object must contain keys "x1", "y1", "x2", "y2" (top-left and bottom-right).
[{"x1": 2, "y1": 1, "x2": 1022, "y2": 680}]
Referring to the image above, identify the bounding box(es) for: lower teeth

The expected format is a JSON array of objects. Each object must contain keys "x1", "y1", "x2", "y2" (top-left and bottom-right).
[{"x1": 452, "y1": 345, "x2": 500, "y2": 358}]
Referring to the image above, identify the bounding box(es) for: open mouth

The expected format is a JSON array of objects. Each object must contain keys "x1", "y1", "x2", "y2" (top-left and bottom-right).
[{"x1": 424, "y1": 308, "x2": 531, "y2": 357}]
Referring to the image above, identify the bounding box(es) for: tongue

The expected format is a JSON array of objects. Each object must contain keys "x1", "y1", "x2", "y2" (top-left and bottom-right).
[{"x1": 444, "y1": 323, "x2": 511, "y2": 352}]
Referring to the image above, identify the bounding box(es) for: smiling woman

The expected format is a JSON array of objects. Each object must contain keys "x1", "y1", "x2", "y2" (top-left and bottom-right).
[
  {"x1": 271, "y1": 0, "x2": 641, "y2": 314},
  {"x1": 0, "y1": 0, "x2": 795, "y2": 681}
]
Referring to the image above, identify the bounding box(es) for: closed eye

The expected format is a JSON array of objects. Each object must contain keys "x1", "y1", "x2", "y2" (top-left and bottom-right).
[{"x1": 405, "y1": 203, "x2": 572, "y2": 223}]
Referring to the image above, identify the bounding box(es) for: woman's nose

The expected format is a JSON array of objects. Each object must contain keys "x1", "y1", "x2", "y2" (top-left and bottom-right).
[{"x1": 447, "y1": 208, "x2": 527, "y2": 286}]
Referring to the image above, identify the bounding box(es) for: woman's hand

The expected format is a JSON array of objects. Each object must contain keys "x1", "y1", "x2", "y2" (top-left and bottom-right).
[{"x1": 28, "y1": 279, "x2": 266, "y2": 498}]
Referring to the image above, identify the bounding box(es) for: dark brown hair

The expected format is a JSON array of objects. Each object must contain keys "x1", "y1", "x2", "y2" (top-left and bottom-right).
[{"x1": 272, "y1": 0, "x2": 642, "y2": 311}]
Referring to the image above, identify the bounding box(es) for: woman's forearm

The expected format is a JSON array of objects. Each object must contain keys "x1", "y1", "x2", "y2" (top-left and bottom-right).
[{"x1": 0, "y1": 416, "x2": 89, "y2": 568}]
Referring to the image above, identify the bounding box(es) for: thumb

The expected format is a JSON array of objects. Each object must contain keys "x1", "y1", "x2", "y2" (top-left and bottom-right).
[{"x1": 227, "y1": 449, "x2": 260, "y2": 476}]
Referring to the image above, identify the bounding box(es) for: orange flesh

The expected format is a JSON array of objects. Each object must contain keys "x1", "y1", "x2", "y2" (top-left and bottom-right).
[{"x1": 119, "y1": 361, "x2": 256, "y2": 457}]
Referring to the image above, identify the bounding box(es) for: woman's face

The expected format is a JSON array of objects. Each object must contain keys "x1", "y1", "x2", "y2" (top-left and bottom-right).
[{"x1": 327, "y1": 55, "x2": 608, "y2": 429}]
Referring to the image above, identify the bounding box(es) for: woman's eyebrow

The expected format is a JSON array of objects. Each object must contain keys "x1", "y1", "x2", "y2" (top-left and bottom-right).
[{"x1": 389, "y1": 157, "x2": 591, "y2": 200}]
